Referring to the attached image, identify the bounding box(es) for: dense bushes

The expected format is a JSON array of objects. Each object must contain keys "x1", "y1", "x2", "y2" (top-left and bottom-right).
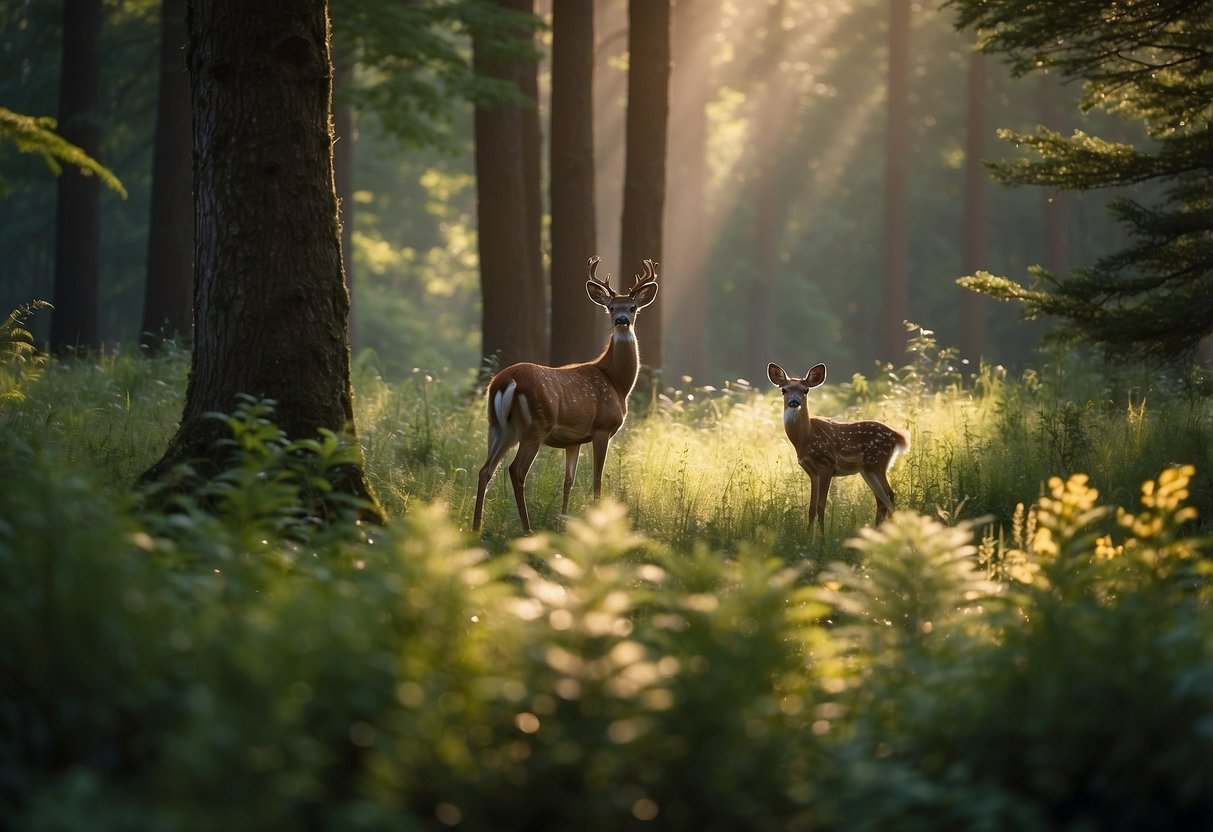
[{"x1": 2, "y1": 391, "x2": 1212, "y2": 829}]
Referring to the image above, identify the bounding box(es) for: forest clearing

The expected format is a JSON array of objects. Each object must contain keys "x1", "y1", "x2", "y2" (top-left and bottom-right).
[{"x1": 3, "y1": 0, "x2": 1212, "y2": 828}]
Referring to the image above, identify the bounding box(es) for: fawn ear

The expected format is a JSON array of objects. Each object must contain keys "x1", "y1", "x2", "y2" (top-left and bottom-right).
[
  {"x1": 767, "y1": 363, "x2": 788, "y2": 386},
  {"x1": 586, "y1": 280, "x2": 613, "y2": 306},
  {"x1": 632, "y1": 281, "x2": 659, "y2": 308},
  {"x1": 805, "y1": 364, "x2": 826, "y2": 387}
]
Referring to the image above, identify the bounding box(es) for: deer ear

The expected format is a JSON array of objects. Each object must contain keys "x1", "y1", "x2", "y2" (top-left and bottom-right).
[
  {"x1": 632, "y1": 281, "x2": 659, "y2": 308},
  {"x1": 586, "y1": 280, "x2": 612, "y2": 306},
  {"x1": 805, "y1": 364, "x2": 826, "y2": 387},
  {"x1": 767, "y1": 363, "x2": 788, "y2": 386}
]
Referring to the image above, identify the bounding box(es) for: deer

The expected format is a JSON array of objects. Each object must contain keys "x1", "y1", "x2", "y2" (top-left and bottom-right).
[
  {"x1": 472, "y1": 257, "x2": 659, "y2": 534},
  {"x1": 767, "y1": 362, "x2": 909, "y2": 534}
]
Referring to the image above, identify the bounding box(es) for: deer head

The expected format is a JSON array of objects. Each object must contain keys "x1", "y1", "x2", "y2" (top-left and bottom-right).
[{"x1": 585, "y1": 256, "x2": 659, "y2": 330}]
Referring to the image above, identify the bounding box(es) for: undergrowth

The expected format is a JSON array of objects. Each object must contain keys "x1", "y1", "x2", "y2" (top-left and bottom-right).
[{"x1": 3, "y1": 323, "x2": 1213, "y2": 829}]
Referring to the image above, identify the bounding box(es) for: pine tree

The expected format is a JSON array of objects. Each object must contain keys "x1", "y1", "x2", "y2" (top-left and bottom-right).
[{"x1": 949, "y1": 0, "x2": 1212, "y2": 363}]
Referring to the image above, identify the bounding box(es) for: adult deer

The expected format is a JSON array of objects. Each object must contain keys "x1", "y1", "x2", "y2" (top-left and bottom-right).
[
  {"x1": 767, "y1": 362, "x2": 909, "y2": 533},
  {"x1": 473, "y1": 257, "x2": 659, "y2": 533}
]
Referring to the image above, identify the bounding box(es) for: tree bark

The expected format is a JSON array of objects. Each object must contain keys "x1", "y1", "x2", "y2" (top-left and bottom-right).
[
  {"x1": 592, "y1": 2, "x2": 628, "y2": 292},
  {"x1": 49, "y1": 0, "x2": 103, "y2": 355},
  {"x1": 549, "y1": 0, "x2": 601, "y2": 366},
  {"x1": 143, "y1": 0, "x2": 381, "y2": 518},
  {"x1": 333, "y1": 42, "x2": 357, "y2": 344},
  {"x1": 619, "y1": 0, "x2": 670, "y2": 373},
  {"x1": 664, "y1": 0, "x2": 716, "y2": 383},
  {"x1": 474, "y1": 0, "x2": 546, "y2": 372},
  {"x1": 140, "y1": 0, "x2": 194, "y2": 351},
  {"x1": 744, "y1": 0, "x2": 790, "y2": 378},
  {"x1": 880, "y1": 0, "x2": 911, "y2": 363},
  {"x1": 518, "y1": 0, "x2": 546, "y2": 357}
]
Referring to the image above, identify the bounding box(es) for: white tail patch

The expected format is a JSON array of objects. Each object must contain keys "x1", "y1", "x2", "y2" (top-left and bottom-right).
[
  {"x1": 889, "y1": 431, "x2": 910, "y2": 467},
  {"x1": 486, "y1": 381, "x2": 521, "y2": 463},
  {"x1": 494, "y1": 380, "x2": 517, "y2": 428}
]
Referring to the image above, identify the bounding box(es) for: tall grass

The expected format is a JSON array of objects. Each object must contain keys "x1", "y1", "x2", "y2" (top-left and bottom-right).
[{"x1": 6, "y1": 332, "x2": 1209, "y2": 562}]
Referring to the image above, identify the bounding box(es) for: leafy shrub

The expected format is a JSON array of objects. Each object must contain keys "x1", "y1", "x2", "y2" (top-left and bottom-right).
[
  {"x1": 0, "y1": 300, "x2": 51, "y2": 408},
  {"x1": 3, "y1": 351, "x2": 1213, "y2": 830}
]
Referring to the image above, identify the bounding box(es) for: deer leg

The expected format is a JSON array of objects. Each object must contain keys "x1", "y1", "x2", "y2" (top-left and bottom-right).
[
  {"x1": 473, "y1": 423, "x2": 516, "y2": 532},
  {"x1": 814, "y1": 475, "x2": 832, "y2": 534},
  {"x1": 562, "y1": 446, "x2": 580, "y2": 514},
  {"x1": 800, "y1": 462, "x2": 818, "y2": 533},
  {"x1": 508, "y1": 437, "x2": 543, "y2": 534},
  {"x1": 590, "y1": 432, "x2": 612, "y2": 500},
  {"x1": 862, "y1": 470, "x2": 896, "y2": 525}
]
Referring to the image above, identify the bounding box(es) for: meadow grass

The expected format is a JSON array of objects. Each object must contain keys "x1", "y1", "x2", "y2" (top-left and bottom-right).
[{"x1": 7, "y1": 341, "x2": 1209, "y2": 564}]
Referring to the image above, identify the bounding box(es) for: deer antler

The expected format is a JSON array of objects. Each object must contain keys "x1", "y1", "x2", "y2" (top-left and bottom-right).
[
  {"x1": 631, "y1": 259, "x2": 658, "y2": 292},
  {"x1": 588, "y1": 255, "x2": 613, "y2": 293}
]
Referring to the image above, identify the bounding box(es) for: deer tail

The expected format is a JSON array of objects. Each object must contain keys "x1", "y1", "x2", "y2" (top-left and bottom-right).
[
  {"x1": 890, "y1": 429, "x2": 910, "y2": 466},
  {"x1": 487, "y1": 379, "x2": 533, "y2": 462}
]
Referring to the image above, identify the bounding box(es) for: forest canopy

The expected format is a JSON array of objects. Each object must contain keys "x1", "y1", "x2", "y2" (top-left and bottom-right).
[{"x1": 951, "y1": 0, "x2": 1213, "y2": 363}]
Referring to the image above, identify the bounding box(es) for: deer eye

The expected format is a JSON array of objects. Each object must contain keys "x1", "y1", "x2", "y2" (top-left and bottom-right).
[{"x1": 629, "y1": 306, "x2": 637, "y2": 314}]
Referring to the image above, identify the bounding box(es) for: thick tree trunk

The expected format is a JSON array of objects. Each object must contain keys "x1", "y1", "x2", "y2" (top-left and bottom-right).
[
  {"x1": 518, "y1": 0, "x2": 545, "y2": 356},
  {"x1": 664, "y1": 0, "x2": 716, "y2": 383},
  {"x1": 144, "y1": 0, "x2": 380, "y2": 517},
  {"x1": 474, "y1": 0, "x2": 545, "y2": 372},
  {"x1": 619, "y1": 0, "x2": 670, "y2": 373},
  {"x1": 140, "y1": 0, "x2": 194, "y2": 351},
  {"x1": 744, "y1": 0, "x2": 789, "y2": 378},
  {"x1": 592, "y1": 2, "x2": 628, "y2": 292},
  {"x1": 549, "y1": 0, "x2": 601, "y2": 366},
  {"x1": 881, "y1": 0, "x2": 911, "y2": 364},
  {"x1": 49, "y1": 0, "x2": 103, "y2": 355}
]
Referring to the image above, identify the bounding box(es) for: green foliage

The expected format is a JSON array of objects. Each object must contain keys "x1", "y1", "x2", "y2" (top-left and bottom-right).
[
  {"x1": 332, "y1": 0, "x2": 542, "y2": 152},
  {"x1": 3, "y1": 376, "x2": 1212, "y2": 829},
  {"x1": 137, "y1": 395, "x2": 378, "y2": 557},
  {"x1": 0, "y1": 299, "x2": 51, "y2": 406},
  {"x1": 0, "y1": 106, "x2": 126, "y2": 197},
  {"x1": 949, "y1": 0, "x2": 1213, "y2": 362}
]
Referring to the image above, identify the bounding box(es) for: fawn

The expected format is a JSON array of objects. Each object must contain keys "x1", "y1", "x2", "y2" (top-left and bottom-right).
[
  {"x1": 768, "y1": 362, "x2": 909, "y2": 533},
  {"x1": 473, "y1": 257, "x2": 659, "y2": 533}
]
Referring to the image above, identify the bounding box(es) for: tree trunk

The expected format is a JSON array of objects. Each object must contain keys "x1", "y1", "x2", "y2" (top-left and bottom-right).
[
  {"x1": 333, "y1": 43, "x2": 357, "y2": 344},
  {"x1": 744, "y1": 0, "x2": 790, "y2": 378},
  {"x1": 518, "y1": 0, "x2": 546, "y2": 358},
  {"x1": 959, "y1": 44, "x2": 988, "y2": 362},
  {"x1": 664, "y1": 0, "x2": 716, "y2": 383},
  {"x1": 140, "y1": 0, "x2": 194, "y2": 351},
  {"x1": 619, "y1": 0, "x2": 670, "y2": 373},
  {"x1": 49, "y1": 0, "x2": 103, "y2": 355},
  {"x1": 880, "y1": 0, "x2": 911, "y2": 363},
  {"x1": 474, "y1": 0, "x2": 545, "y2": 372},
  {"x1": 143, "y1": 0, "x2": 381, "y2": 518},
  {"x1": 593, "y1": 2, "x2": 628, "y2": 293},
  {"x1": 549, "y1": 0, "x2": 601, "y2": 366}
]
